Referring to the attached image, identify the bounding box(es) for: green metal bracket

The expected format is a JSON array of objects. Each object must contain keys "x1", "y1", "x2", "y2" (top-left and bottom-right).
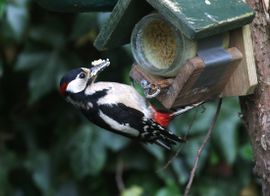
[{"x1": 34, "y1": 0, "x2": 117, "y2": 12}]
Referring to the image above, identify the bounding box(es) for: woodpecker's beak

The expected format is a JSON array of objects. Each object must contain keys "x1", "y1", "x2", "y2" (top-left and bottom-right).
[{"x1": 90, "y1": 59, "x2": 110, "y2": 77}]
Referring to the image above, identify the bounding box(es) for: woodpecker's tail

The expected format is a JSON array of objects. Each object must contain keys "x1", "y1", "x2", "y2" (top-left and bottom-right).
[
  {"x1": 153, "y1": 125, "x2": 186, "y2": 150},
  {"x1": 154, "y1": 133, "x2": 185, "y2": 150},
  {"x1": 150, "y1": 102, "x2": 204, "y2": 150},
  {"x1": 141, "y1": 117, "x2": 185, "y2": 150}
]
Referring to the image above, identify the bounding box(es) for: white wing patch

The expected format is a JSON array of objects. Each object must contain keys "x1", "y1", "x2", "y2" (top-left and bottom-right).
[{"x1": 99, "y1": 111, "x2": 139, "y2": 137}]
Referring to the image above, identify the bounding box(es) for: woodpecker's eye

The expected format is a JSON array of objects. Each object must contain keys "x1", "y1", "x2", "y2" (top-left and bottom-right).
[{"x1": 79, "y1": 72, "x2": 86, "y2": 79}]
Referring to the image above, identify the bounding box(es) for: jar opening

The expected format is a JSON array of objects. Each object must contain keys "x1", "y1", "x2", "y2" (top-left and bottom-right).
[
  {"x1": 141, "y1": 19, "x2": 177, "y2": 70},
  {"x1": 131, "y1": 13, "x2": 196, "y2": 77}
]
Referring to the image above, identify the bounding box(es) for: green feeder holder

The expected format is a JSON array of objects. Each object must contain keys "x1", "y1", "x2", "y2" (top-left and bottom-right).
[{"x1": 94, "y1": 0, "x2": 258, "y2": 109}]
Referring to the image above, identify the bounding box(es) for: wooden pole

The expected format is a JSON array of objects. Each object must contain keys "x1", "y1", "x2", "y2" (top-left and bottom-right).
[{"x1": 240, "y1": 0, "x2": 270, "y2": 195}]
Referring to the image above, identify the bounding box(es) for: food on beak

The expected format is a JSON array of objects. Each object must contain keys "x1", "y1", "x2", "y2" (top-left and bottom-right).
[{"x1": 90, "y1": 59, "x2": 110, "y2": 77}]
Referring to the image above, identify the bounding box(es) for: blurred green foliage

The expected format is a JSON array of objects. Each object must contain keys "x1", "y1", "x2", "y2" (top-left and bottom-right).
[{"x1": 0, "y1": 0, "x2": 260, "y2": 195}]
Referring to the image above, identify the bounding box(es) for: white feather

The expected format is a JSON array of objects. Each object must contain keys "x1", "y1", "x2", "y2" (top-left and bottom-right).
[{"x1": 66, "y1": 77, "x2": 87, "y2": 93}]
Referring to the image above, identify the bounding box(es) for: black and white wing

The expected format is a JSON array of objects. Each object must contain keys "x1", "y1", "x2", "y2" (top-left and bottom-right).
[{"x1": 97, "y1": 103, "x2": 184, "y2": 150}]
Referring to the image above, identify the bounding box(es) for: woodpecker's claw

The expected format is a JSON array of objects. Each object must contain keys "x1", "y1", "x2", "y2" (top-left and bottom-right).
[
  {"x1": 140, "y1": 79, "x2": 161, "y2": 98},
  {"x1": 90, "y1": 59, "x2": 110, "y2": 77}
]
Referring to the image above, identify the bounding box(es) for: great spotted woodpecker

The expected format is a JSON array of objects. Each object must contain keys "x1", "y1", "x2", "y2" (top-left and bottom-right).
[{"x1": 59, "y1": 59, "x2": 201, "y2": 150}]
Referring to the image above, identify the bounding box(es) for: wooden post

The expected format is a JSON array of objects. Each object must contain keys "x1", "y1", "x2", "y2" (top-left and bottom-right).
[{"x1": 223, "y1": 25, "x2": 258, "y2": 96}]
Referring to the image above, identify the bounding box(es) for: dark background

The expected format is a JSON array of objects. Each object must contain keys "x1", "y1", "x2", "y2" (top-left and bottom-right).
[{"x1": 0, "y1": 0, "x2": 260, "y2": 195}]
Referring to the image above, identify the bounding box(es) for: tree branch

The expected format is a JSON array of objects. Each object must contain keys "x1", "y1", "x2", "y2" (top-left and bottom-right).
[
  {"x1": 241, "y1": 1, "x2": 270, "y2": 195},
  {"x1": 184, "y1": 99, "x2": 222, "y2": 196},
  {"x1": 116, "y1": 158, "x2": 125, "y2": 192}
]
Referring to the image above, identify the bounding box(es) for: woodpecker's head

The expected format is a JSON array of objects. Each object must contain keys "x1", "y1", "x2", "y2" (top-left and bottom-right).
[{"x1": 59, "y1": 59, "x2": 110, "y2": 96}]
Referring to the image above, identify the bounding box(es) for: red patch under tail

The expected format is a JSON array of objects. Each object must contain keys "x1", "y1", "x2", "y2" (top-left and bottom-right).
[{"x1": 151, "y1": 106, "x2": 173, "y2": 127}]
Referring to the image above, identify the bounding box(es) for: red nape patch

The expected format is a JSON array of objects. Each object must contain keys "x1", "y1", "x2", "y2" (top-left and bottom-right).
[
  {"x1": 59, "y1": 82, "x2": 68, "y2": 96},
  {"x1": 153, "y1": 110, "x2": 172, "y2": 127}
]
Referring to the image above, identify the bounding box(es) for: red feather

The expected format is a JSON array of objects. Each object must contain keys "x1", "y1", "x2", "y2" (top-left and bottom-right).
[
  {"x1": 151, "y1": 106, "x2": 172, "y2": 127},
  {"x1": 60, "y1": 82, "x2": 68, "y2": 96}
]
